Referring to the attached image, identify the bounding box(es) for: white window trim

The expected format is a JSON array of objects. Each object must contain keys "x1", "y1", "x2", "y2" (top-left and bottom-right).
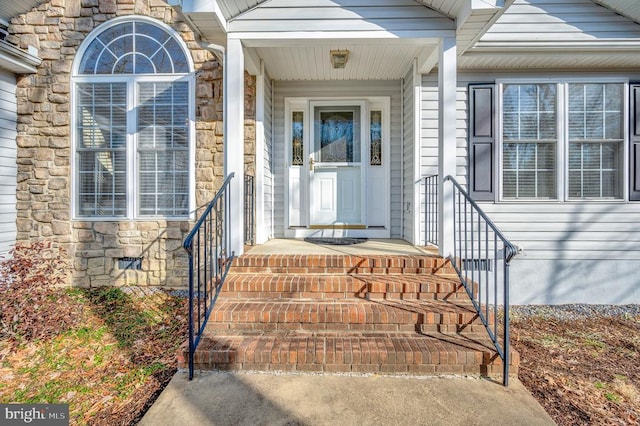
[
  {"x1": 71, "y1": 17, "x2": 196, "y2": 220},
  {"x1": 496, "y1": 78, "x2": 629, "y2": 203}
]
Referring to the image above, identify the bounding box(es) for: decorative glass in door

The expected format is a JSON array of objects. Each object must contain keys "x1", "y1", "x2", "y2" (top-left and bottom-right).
[{"x1": 310, "y1": 106, "x2": 362, "y2": 226}]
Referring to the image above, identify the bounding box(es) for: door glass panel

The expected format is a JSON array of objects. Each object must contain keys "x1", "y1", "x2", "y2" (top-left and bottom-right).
[
  {"x1": 370, "y1": 110, "x2": 382, "y2": 166},
  {"x1": 291, "y1": 111, "x2": 304, "y2": 166},
  {"x1": 314, "y1": 106, "x2": 360, "y2": 163}
]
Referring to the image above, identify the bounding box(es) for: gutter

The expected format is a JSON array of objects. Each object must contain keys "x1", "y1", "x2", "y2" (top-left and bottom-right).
[
  {"x1": 471, "y1": 40, "x2": 640, "y2": 53},
  {"x1": 0, "y1": 39, "x2": 41, "y2": 74}
]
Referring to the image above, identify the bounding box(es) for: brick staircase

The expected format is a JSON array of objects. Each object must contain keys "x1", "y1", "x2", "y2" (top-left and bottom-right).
[{"x1": 179, "y1": 253, "x2": 518, "y2": 377}]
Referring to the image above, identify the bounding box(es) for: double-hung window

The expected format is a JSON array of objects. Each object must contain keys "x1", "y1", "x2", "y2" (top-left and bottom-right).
[
  {"x1": 502, "y1": 84, "x2": 557, "y2": 199},
  {"x1": 568, "y1": 83, "x2": 624, "y2": 199},
  {"x1": 73, "y1": 18, "x2": 194, "y2": 218},
  {"x1": 472, "y1": 81, "x2": 627, "y2": 202}
]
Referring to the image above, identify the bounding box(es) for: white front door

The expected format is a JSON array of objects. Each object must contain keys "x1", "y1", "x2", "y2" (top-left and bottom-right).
[
  {"x1": 309, "y1": 103, "x2": 364, "y2": 227},
  {"x1": 285, "y1": 97, "x2": 390, "y2": 238}
]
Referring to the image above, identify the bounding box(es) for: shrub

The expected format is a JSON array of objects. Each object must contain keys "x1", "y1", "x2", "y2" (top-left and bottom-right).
[{"x1": 0, "y1": 241, "x2": 79, "y2": 341}]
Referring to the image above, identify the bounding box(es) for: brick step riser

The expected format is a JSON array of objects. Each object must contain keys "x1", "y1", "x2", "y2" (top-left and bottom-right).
[
  {"x1": 220, "y1": 291, "x2": 469, "y2": 300},
  {"x1": 223, "y1": 282, "x2": 467, "y2": 294},
  {"x1": 231, "y1": 267, "x2": 458, "y2": 275},
  {"x1": 179, "y1": 345, "x2": 518, "y2": 376},
  {"x1": 184, "y1": 360, "x2": 513, "y2": 376},
  {"x1": 222, "y1": 278, "x2": 472, "y2": 300},
  {"x1": 204, "y1": 323, "x2": 490, "y2": 334},
  {"x1": 208, "y1": 310, "x2": 488, "y2": 327}
]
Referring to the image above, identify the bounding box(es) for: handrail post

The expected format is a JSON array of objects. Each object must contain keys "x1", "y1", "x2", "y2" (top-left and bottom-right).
[
  {"x1": 442, "y1": 174, "x2": 517, "y2": 386},
  {"x1": 183, "y1": 173, "x2": 236, "y2": 380},
  {"x1": 187, "y1": 241, "x2": 194, "y2": 380},
  {"x1": 503, "y1": 260, "x2": 511, "y2": 386}
]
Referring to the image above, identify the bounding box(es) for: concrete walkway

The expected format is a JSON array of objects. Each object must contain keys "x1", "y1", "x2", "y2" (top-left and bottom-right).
[{"x1": 139, "y1": 371, "x2": 555, "y2": 426}]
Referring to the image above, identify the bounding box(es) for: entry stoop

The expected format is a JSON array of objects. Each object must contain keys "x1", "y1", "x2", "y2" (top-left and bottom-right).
[{"x1": 178, "y1": 254, "x2": 519, "y2": 377}]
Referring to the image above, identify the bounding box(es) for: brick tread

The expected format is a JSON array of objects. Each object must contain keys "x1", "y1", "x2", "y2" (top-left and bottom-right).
[
  {"x1": 207, "y1": 299, "x2": 487, "y2": 328},
  {"x1": 222, "y1": 273, "x2": 468, "y2": 300},
  {"x1": 231, "y1": 254, "x2": 456, "y2": 275}
]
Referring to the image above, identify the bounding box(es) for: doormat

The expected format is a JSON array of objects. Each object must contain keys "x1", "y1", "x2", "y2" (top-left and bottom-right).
[{"x1": 304, "y1": 237, "x2": 369, "y2": 245}]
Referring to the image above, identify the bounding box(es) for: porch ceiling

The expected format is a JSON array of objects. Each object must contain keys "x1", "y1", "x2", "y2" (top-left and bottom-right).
[{"x1": 250, "y1": 40, "x2": 437, "y2": 81}]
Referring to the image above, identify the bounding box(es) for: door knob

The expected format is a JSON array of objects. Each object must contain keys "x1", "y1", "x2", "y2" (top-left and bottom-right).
[{"x1": 309, "y1": 156, "x2": 315, "y2": 171}]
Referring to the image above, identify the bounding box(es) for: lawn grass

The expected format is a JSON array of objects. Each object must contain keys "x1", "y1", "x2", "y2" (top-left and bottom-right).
[{"x1": 0, "y1": 287, "x2": 187, "y2": 425}]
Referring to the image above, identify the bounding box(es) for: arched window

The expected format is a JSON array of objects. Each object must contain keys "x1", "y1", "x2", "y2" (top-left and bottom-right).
[{"x1": 73, "y1": 18, "x2": 194, "y2": 218}]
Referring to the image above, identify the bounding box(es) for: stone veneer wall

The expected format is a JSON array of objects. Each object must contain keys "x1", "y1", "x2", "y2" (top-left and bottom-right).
[{"x1": 7, "y1": 0, "x2": 256, "y2": 287}]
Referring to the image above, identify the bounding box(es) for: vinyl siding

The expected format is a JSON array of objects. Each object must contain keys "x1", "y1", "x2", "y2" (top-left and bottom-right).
[
  {"x1": 451, "y1": 71, "x2": 640, "y2": 263},
  {"x1": 272, "y1": 80, "x2": 403, "y2": 237},
  {"x1": 481, "y1": 0, "x2": 640, "y2": 43},
  {"x1": 229, "y1": 0, "x2": 453, "y2": 34},
  {"x1": 263, "y1": 72, "x2": 274, "y2": 239},
  {"x1": 0, "y1": 70, "x2": 17, "y2": 255},
  {"x1": 418, "y1": 70, "x2": 640, "y2": 302}
]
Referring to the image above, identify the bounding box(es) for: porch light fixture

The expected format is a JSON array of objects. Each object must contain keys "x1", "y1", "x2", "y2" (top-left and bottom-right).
[{"x1": 330, "y1": 50, "x2": 349, "y2": 69}]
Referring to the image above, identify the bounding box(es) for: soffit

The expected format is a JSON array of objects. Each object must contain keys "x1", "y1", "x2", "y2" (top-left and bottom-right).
[
  {"x1": 0, "y1": 0, "x2": 44, "y2": 25},
  {"x1": 594, "y1": 0, "x2": 640, "y2": 25}
]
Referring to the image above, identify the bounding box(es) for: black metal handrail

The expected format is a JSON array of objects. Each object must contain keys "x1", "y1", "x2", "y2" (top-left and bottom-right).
[
  {"x1": 444, "y1": 175, "x2": 518, "y2": 386},
  {"x1": 424, "y1": 175, "x2": 439, "y2": 246},
  {"x1": 244, "y1": 174, "x2": 255, "y2": 246},
  {"x1": 183, "y1": 172, "x2": 235, "y2": 380}
]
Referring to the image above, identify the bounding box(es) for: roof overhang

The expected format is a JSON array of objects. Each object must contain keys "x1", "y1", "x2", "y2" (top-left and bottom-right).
[
  {"x1": 460, "y1": 40, "x2": 640, "y2": 70},
  {"x1": 169, "y1": 0, "x2": 508, "y2": 52},
  {"x1": 171, "y1": 0, "x2": 514, "y2": 80}
]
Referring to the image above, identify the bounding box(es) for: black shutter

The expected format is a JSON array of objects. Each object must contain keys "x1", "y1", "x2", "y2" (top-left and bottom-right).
[
  {"x1": 630, "y1": 84, "x2": 640, "y2": 201},
  {"x1": 469, "y1": 84, "x2": 495, "y2": 201}
]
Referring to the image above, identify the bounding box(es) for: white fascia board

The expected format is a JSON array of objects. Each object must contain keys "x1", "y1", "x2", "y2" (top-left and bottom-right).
[
  {"x1": 457, "y1": 0, "x2": 514, "y2": 54},
  {"x1": 230, "y1": 30, "x2": 456, "y2": 43},
  {"x1": 457, "y1": 0, "x2": 505, "y2": 28},
  {"x1": 0, "y1": 40, "x2": 41, "y2": 74},
  {"x1": 174, "y1": 0, "x2": 228, "y2": 32},
  {"x1": 472, "y1": 40, "x2": 640, "y2": 52}
]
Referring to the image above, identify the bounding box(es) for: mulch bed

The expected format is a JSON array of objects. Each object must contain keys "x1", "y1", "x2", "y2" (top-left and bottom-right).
[{"x1": 511, "y1": 315, "x2": 640, "y2": 425}]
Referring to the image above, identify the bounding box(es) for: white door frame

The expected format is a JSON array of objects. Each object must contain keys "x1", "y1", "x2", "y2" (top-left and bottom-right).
[{"x1": 284, "y1": 96, "x2": 391, "y2": 238}]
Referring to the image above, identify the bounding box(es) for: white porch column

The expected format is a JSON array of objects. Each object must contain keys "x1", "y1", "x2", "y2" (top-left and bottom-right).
[
  {"x1": 224, "y1": 38, "x2": 245, "y2": 256},
  {"x1": 438, "y1": 37, "x2": 456, "y2": 258},
  {"x1": 255, "y1": 61, "x2": 267, "y2": 244}
]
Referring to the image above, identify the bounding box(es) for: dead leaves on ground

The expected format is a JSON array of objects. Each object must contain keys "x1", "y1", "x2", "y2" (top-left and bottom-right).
[{"x1": 512, "y1": 316, "x2": 640, "y2": 425}]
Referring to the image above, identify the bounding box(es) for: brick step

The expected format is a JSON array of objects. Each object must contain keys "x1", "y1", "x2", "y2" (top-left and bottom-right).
[
  {"x1": 231, "y1": 254, "x2": 456, "y2": 276},
  {"x1": 180, "y1": 331, "x2": 518, "y2": 376},
  {"x1": 222, "y1": 273, "x2": 469, "y2": 300},
  {"x1": 205, "y1": 299, "x2": 490, "y2": 333}
]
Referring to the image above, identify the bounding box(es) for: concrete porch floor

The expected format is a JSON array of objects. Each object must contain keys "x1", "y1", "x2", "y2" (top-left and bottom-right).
[{"x1": 245, "y1": 239, "x2": 439, "y2": 256}]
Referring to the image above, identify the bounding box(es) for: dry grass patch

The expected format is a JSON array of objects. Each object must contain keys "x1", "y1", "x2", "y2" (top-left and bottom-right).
[{"x1": 1, "y1": 279, "x2": 187, "y2": 425}]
